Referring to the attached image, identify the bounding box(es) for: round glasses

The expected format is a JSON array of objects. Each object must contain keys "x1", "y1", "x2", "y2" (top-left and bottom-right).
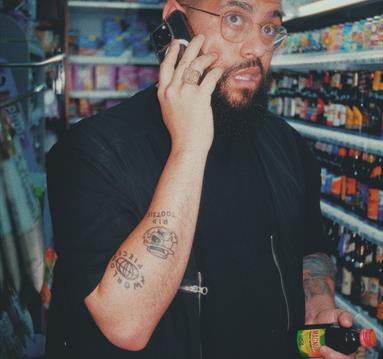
[{"x1": 182, "y1": 5, "x2": 288, "y2": 51}]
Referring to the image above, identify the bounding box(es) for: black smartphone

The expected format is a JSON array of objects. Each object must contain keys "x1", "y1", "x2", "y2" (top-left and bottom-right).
[{"x1": 150, "y1": 10, "x2": 194, "y2": 64}]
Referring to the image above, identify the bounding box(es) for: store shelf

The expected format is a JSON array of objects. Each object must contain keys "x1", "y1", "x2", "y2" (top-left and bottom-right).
[
  {"x1": 335, "y1": 295, "x2": 383, "y2": 348},
  {"x1": 320, "y1": 200, "x2": 383, "y2": 246},
  {"x1": 68, "y1": 1, "x2": 164, "y2": 10},
  {"x1": 70, "y1": 90, "x2": 137, "y2": 99},
  {"x1": 271, "y1": 50, "x2": 383, "y2": 71},
  {"x1": 283, "y1": 0, "x2": 369, "y2": 22},
  {"x1": 285, "y1": 119, "x2": 383, "y2": 156},
  {"x1": 69, "y1": 53, "x2": 158, "y2": 66}
]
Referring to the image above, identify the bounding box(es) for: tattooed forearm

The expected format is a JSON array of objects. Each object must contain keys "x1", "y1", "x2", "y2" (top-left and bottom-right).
[
  {"x1": 110, "y1": 250, "x2": 145, "y2": 290},
  {"x1": 147, "y1": 210, "x2": 176, "y2": 225},
  {"x1": 143, "y1": 227, "x2": 178, "y2": 260},
  {"x1": 303, "y1": 253, "x2": 335, "y2": 301}
]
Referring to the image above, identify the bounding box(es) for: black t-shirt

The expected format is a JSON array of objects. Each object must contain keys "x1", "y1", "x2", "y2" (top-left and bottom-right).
[{"x1": 46, "y1": 85, "x2": 330, "y2": 358}]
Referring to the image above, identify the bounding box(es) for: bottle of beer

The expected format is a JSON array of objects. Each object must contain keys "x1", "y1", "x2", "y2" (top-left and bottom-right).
[
  {"x1": 368, "y1": 156, "x2": 383, "y2": 223},
  {"x1": 292, "y1": 324, "x2": 376, "y2": 358},
  {"x1": 341, "y1": 232, "x2": 357, "y2": 298},
  {"x1": 360, "y1": 242, "x2": 375, "y2": 312},
  {"x1": 358, "y1": 153, "x2": 372, "y2": 217},
  {"x1": 366, "y1": 245, "x2": 383, "y2": 317},
  {"x1": 351, "y1": 238, "x2": 366, "y2": 305},
  {"x1": 377, "y1": 250, "x2": 383, "y2": 325}
]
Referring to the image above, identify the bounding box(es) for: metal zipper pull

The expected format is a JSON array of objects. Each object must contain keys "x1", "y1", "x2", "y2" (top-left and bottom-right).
[{"x1": 179, "y1": 284, "x2": 208, "y2": 295}]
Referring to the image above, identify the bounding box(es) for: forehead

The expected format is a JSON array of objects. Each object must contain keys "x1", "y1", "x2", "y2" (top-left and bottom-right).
[{"x1": 212, "y1": 0, "x2": 283, "y2": 14}]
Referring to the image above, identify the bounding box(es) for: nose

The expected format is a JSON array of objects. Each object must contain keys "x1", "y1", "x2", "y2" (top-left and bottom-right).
[{"x1": 239, "y1": 29, "x2": 268, "y2": 59}]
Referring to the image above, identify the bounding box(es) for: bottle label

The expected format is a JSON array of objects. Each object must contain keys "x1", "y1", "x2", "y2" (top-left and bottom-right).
[
  {"x1": 376, "y1": 246, "x2": 383, "y2": 262},
  {"x1": 368, "y1": 278, "x2": 379, "y2": 308},
  {"x1": 297, "y1": 329, "x2": 326, "y2": 358},
  {"x1": 341, "y1": 268, "x2": 352, "y2": 296},
  {"x1": 368, "y1": 189, "x2": 379, "y2": 221},
  {"x1": 365, "y1": 252, "x2": 373, "y2": 265},
  {"x1": 377, "y1": 285, "x2": 383, "y2": 321},
  {"x1": 331, "y1": 176, "x2": 342, "y2": 196},
  {"x1": 359, "y1": 183, "x2": 369, "y2": 213},
  {"x1": 361, "y1": 276, "x2": 370, "y2": 306},
  {"x1": 378, "y1": 190, "x2": 383, "y2": 222}
]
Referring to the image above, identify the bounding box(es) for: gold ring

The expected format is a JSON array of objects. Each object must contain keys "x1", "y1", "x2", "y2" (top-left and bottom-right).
[{"x1": 182, "y1": 67, "x2": 202, "y2": 86}]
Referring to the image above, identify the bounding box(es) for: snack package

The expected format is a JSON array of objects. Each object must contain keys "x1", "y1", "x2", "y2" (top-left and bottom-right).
[
  {"x1": 137, "y1": 67, "x2": 159, "y2": 90},
  {"x1": 78, "y1": 34, "x2": 99, "y2": 56},
  {"x1": 71, "y1": 65, "x2": 94, "y2": 91},
  {"x1": 94, "y1": 65, "x2": 117, "y2": 90},
  {"x1": 117, "y1": 65, "x2": 139, "y2": 91}
]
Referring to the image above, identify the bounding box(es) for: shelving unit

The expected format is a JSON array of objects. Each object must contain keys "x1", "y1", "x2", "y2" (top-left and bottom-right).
[
  {"x1": 335, "y1": 295, "x2": 383, "y2": 348},
  {"x1": 68, "y1": 1, "x2": 164, "y2": 10},
  {"x1": 271, "y1": 50, "x2": 383, "y2": 71},
  {"x1": 273, "y1": 3, "x2": 383, "y2": 351},
  {"x1": 66, "y1": 0, "x2": 162, "y2": 124},
  {"x1": 285, "y1": 119, "x2": 383, "y2": 156},
  {"x1": 320, "y1": 200, "x2": 383, "y2": 246},
  {"x1": 70, "y1": 90, "x2": 137, "y2": 99},
  {"x1": 69, "y1": 52, "x2": 158, "y2": 66},
  {"x1": 283, "y1": 0, "x2": 370, "y2": 22}
]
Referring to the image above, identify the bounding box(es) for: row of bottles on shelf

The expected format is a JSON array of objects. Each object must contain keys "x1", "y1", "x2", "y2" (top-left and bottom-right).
[
  {"x1": 269, "y1": 70, "x2": 383, "y2": 137},
  {"x1": 278, "y1": 13, "x2": 383, "y2": 54},
  {"x1": 307, "y1": 139, "x2": 383, "y2": 225},
  {"x1": 323, "y1": 219, "x2": 383, "y2": 325}
]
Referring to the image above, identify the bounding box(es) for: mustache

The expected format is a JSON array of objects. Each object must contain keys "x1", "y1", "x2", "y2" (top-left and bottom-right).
[{"x1": 220, "y1": 58, "x2": 265, "y2": 83}]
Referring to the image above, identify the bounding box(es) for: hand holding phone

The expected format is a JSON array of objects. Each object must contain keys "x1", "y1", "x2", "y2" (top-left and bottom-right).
[
  {"x1": 156, "y1": 34, "x2": 223, "y2": 152},
  {"x1": 150, "y1": 10, "x2": 194, "y2": 64}
]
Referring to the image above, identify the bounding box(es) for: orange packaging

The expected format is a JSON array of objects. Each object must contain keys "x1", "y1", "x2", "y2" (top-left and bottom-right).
[
  {"x1": 331, "y1": 177, "x2": 342, "y2": 196},
  {"x1": 347, "y1": 178, "x2": 357, "y2": 195},
  {"x1": 371, "y1": 165, "x2": 382, "y2": 179},
  {"x1": 352, "y1": 106, "x2": 363, "y2": 131},
  {"x1": 368, "y1": 188, "x2": 379, "y2": 220}
]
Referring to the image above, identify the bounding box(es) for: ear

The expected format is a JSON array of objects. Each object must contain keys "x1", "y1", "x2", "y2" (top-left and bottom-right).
[{"x1": 162, "y1": 0, "x2": 186, "y2": 19}]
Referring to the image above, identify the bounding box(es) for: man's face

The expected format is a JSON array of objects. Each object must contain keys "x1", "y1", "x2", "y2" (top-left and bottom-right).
[{"x1": 182, "y1": 0, "x2": 283, "y2": 108}]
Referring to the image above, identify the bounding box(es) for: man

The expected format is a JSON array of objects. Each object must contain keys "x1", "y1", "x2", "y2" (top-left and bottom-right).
[{"x1": 46, "y1": 0, "x2": 354, "y2": 358}]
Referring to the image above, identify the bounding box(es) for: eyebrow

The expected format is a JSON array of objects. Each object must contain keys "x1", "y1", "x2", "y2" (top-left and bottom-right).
[
  {"x1": 220, "y1": 1, "x2": 285, "y2": 20},
  {"x1": 219, "y1": 1, "x2": 254, "y2": 13}
]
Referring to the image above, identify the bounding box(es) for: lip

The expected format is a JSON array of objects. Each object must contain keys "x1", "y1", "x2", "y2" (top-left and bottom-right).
[{"x1": 231, "y1": 67, "x2": 261, "y2": 86}]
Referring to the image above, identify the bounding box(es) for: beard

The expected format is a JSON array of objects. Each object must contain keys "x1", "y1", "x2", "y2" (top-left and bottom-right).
[{"x1": 211, "y1": 58, "x2": 271, "y2": 136}]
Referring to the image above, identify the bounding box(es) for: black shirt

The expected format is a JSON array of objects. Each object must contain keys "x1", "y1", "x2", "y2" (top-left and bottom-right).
[
  {"x1": 46, "y1": 85, "x2": 330, "y2": 358},
  {"x1": 197, "y1": 131, "x2": 288, "y2": 358}
]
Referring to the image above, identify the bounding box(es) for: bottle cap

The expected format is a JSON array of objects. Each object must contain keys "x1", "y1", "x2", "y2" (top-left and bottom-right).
[{"x1": 359, "y1": 329, "x2": 376, "y2": 348}]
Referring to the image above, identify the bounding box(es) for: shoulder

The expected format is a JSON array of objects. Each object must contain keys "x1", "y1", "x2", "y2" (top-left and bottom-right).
[
  {"x1": 262, "y1": 112, "x2": 310, "y2": 153},
  {"x1": 49, "y1": 85, "x2": 165, "y2": 161},
  {"x1": 261, "y1": 112, "x2": 318, "y2": 173}
]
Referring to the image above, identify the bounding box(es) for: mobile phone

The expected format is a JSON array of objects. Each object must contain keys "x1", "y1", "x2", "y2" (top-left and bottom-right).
[{"x1": 150, "y1": 10, "x2": 194, "y2": 64}]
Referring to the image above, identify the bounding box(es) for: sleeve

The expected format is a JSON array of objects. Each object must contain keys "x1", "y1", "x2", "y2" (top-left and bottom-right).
[
  {"x1": 295, "y1": 133, "x2": 332, "y2": 257},
  {"x1": 47, "y1": 125, "x2": 140, "y2": 307}
]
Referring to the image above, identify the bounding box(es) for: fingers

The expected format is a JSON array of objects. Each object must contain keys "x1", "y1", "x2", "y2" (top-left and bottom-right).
[
  {"x1": 320, "y1": 346, "x2": 355, "y2": 359},
  {"x1": 200, "y1": 67, "x2": 224, "y2": 95},
  {"x1": 157, "y1": 33, "x2": 223, "y2": 97},
  {"x1": 188, "y1": 53, "x2": 218, "y2": 75},
  {"x1": 337, "y1": 310, "x2": 353, "y2": 328},
  {"x1": 158, "y1": 40, "x2": 181, "y2": 90},
  {"x1": 172, "y1": 34, "x2": 206, "y2": 84}
]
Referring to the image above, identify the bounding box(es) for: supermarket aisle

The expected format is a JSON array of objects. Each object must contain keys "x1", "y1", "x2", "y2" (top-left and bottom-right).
[{"x1": 0, "y1": 0, "x2": 383, "y2": 358}]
